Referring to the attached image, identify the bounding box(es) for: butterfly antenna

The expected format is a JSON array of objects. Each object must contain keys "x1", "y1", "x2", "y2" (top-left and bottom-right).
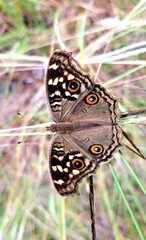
[
  {"x1": 121, "y1": 128, "x2": 146, "y2": 160},
  {"x1": 89, "y1": 176, "x2": 96, "y2": 240},
  {"x1": 16, "y1": 112, "x2": 52, "y2": 144},
  {"x1": 17, "y1": 112, "x2": 45, "y2": 126}
]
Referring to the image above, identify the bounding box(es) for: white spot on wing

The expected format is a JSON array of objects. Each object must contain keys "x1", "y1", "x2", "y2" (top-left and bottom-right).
[
  {"x1": 76, "y1": 153, "x2": 82, "y2": 157},
  {"x1": 54, "y1": 179, "x2": 64, "y2": 185},
  {"x1": 53, "y1": 78, "x2": 58, "y2": 85},
  {"x1": 72, "y1": 94, "x2": 78, "y2": 98},
  {"x1": 68, "y1": 155, "x2": 74, "y2": 160},
  {"x1": 72, "y1": 169, "x2": 80, "y2": 175},
  {"x1": 50, "y1": 93, "x2": 55, "y2": 97},
  {"x1": 57, "y1": 165, "x2": 63, "y2": 172},
  {"x1": 52, "y1": 166, "x2": 57, "y2": 171},
  {"x1": 53, "y1": 146, "x2": 63, "y2": 151},
  {"x1": 48, "y1": 79, "x2": 53, "y2": 85},
  {"x1": 62, "y1": 83, "x2": 66, "y2": 89},
  {"x1": 64, "y1": 168, "x2": 68, "y2": 172},
  {"x1": 65, "y1": 91, "x2": 71, "y2": 96},
  {"x1": 55, "y1": 90, "x2": 61, "y2": 96},
  {"x1": 66, "y1": 162, "x2": 70, "y2": 167},
  {"x1": 49, "y1": 63, "x2": 59, "y2": 70},
  {"x1": 58, "y1": 156, "x2": 64, "y2": 161},
  {"x1": 59, "y1": 77, "x2": 64, "y2": 82},
  {"x1": 68, "y1": 74, "x2": 74, "y2": 80},
  {"x1": 51, "y1": 102, "x2": 61, "y2": 106}
]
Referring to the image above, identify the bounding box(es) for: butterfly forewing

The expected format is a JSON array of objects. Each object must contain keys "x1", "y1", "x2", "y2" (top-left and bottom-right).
[{"x1": 46, "y1": 50, "x2": 94, "y2": 122}]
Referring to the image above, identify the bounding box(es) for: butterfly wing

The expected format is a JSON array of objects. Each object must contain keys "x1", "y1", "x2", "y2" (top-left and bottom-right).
[
  {"x1": 49, "y1": 134, "x2": 98, "y2": 196},
  {"x1": 46, "y1": 50, "x2": 94, "y2": 122},
  {"x1": 65, "y1": 84, "x2": 121, "y2": 163}
]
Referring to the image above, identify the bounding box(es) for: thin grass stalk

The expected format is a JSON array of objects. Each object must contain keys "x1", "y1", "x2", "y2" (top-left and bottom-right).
[{"x1": 109, "y1": 164, "x2": 146, "y2": 240}]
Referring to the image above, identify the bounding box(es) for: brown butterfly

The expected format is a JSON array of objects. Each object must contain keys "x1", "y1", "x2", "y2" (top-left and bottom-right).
[{"x1": 45, "y1": 50, "x2": 145, "y2": 196}]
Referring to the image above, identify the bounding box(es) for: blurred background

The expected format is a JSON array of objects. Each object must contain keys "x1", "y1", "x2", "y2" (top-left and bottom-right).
[{"x1": 0, "y1": 0, "x2": 146, "y2": 239}]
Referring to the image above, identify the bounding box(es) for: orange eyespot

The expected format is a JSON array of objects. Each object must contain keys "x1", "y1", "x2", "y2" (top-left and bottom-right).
[
  {"x1": 67, "y1": 80, "x2": 81, "y2": 93},
  {"x1": 89, "y1": 144, "x2": 104, "y2": 155},
  {"x1": 72, "y1": 158, "x2": 85, "y2": 169},
  {"x1": 85, "y1": 93, "x2": 99, "y2": 105}
]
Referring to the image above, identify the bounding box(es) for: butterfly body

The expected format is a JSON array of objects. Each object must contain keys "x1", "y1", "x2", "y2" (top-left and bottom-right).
[{"x1": 46, "y1": 50, "x2": 121, "y2": 196}]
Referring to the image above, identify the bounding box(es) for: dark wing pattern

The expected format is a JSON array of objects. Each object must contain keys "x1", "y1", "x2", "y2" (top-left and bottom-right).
[
  {"x1": 49, "y1": 134, "x2": 98, "y2": 196},
  {"x1": 46, "y1": 50, "x2": 94, "y2": 122}
]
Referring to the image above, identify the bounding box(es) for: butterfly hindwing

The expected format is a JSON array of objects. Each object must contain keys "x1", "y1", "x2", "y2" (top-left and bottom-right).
[{"x1": 49, "y1": 134, "x2": 98, "y2": 196}]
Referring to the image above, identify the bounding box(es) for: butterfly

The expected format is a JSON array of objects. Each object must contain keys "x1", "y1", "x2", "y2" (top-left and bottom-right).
[{"x1": 45, "y1": 50, "x2": 121, "y2": 196}]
